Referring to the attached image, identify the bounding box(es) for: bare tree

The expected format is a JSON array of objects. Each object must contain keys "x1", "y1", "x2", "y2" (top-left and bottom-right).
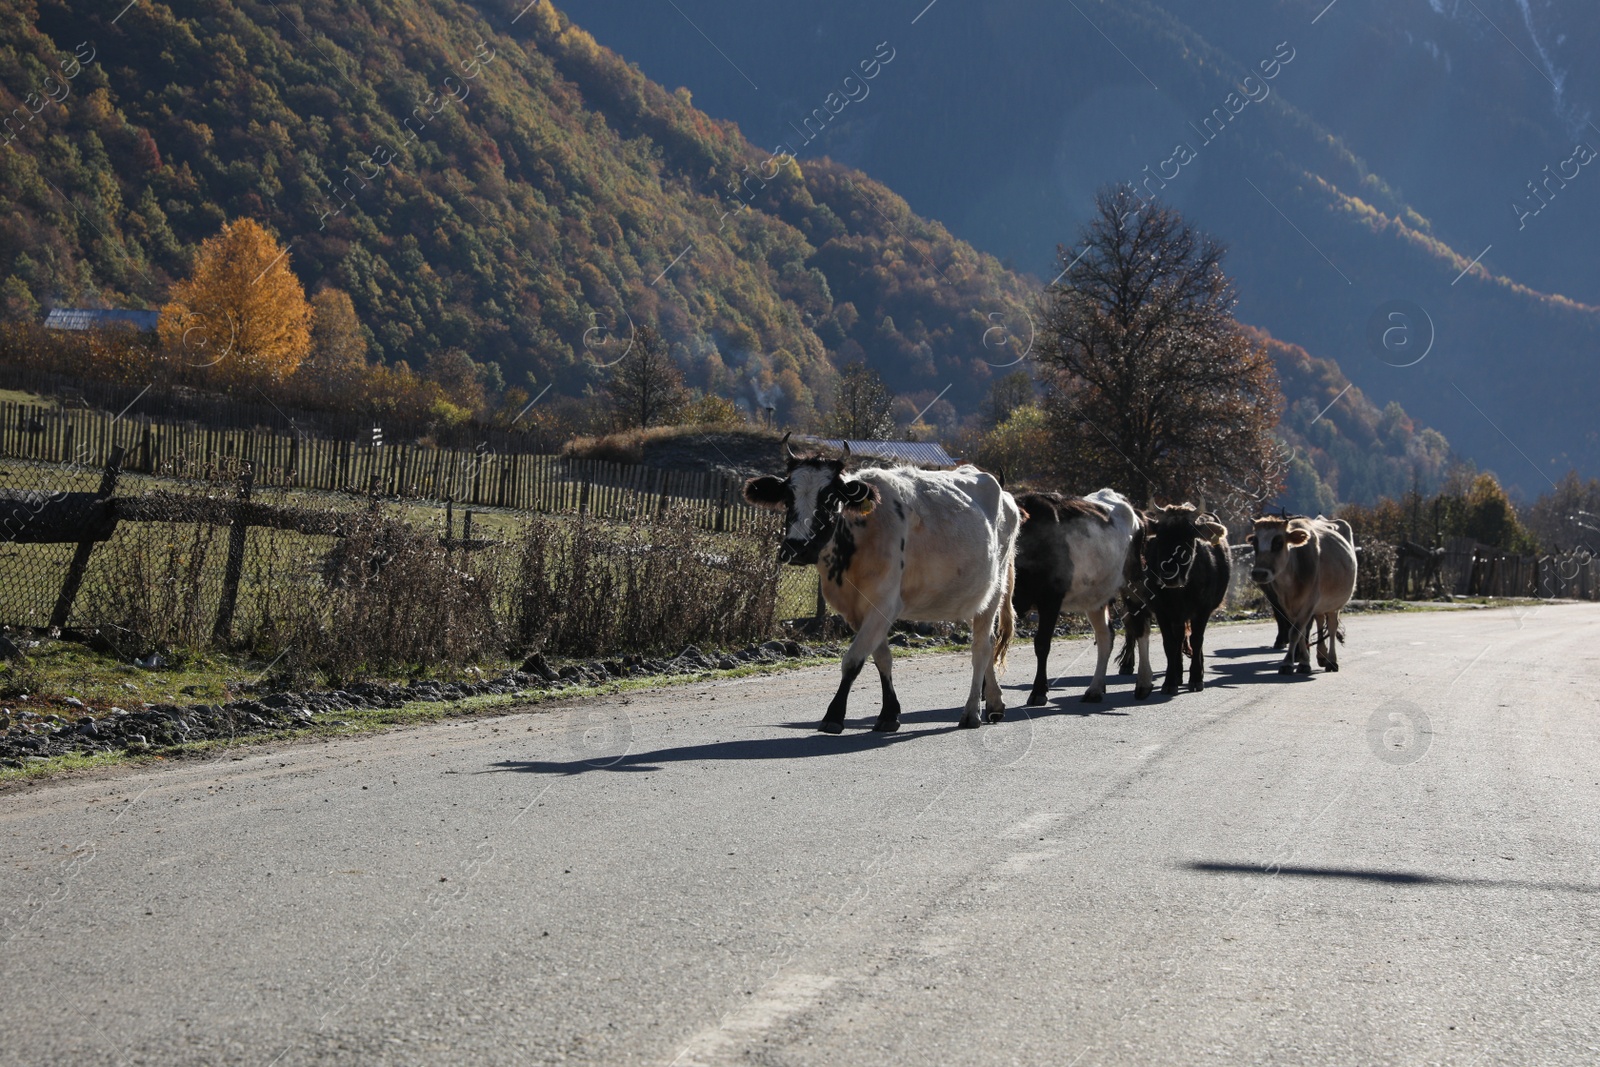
[
  {"x1": 1037, "y1": 184, "x2": 1283, "y2": 510},
  {"x1": 821, "y1": 361, "x2": 895, "y2": 440},
  {"x1": 606, "y1": 324, "x2": 688, "y2": 429}
]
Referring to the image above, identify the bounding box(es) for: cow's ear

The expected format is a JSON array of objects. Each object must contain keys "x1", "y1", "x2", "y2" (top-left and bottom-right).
[
  {"x1": 1286, "y1": 527, "x2": 1311, "y2": 546},
  {"x1": 840, "y1": 479, "x2": 879, "y2": 515},
  {"x1": 1197, "y1": 518, "x2": 1227, "y2": 545},
  {"x1": 743, "y1": 476, "x2": 789, "y2": 511}
]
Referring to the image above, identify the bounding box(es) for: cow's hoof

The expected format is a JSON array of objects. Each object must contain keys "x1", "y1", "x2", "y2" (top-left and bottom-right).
[
  {"x1": 958, "y1": 717, "x2": 982, "y2": 729},
  {"x1": 1294, "y1": 663, "x2": 1312, "y2": 675},
  {"x1": 871, "y1": 719, "x2": 900, "y2": 733},
  {"x1": 1025, "y1": 691, "x2": 1048, "y2": 707},
  {"x1": 818, "y1": 720, "x2": 844, "y2": 734},
  {"x1": 1134, "y1": 685, "x2": 1153, "y2": 700},
  {"x1": 1187, "y1": 681, "x2": 1204, "y2": 693},
  {"x1": 985, "y1": 709, "x2": 1005, "y2": 724},
  {"x1": 1277, "y1": 663, "x2": 1294, "y2": 675},
  {"x1": 1325, "y1": 662, "x2": 1339, "y2": 673},
  {"x1": 1081, "y1": 690, "x2": 1103, "y2": 704},
  {"x1": 1161, "y1": 683, "x2": 1181, "y2": 696}
]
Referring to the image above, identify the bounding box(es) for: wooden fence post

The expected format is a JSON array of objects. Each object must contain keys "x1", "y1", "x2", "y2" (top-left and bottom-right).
[
  {"x1": 211, "y1": 464, "x2": 255, "y2": 645},
  {"x1": 49, "y1": 445, "x2": 125, "y2": 630}
]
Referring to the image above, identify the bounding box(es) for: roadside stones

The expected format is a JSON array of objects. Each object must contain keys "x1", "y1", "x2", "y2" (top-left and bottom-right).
[{"x1": 0, "y1": 639, "x2": 832, "y2": 768}]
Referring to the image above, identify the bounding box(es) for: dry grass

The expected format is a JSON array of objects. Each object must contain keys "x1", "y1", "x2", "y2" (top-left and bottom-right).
[
  {"x1": 563, "y1": 423, "x2": 783, "y2": 465},
  {"x1": 516, "y1": 506, "x2": 781, "y2": 656},
  {"x1": 65, "y1": 490, "x2": 788, "y2": 679}
]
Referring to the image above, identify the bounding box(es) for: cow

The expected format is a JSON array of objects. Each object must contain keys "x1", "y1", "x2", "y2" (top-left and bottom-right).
[
  {"x1": 1119, "y1": 504, "x2": 1231, "y2": 694},
  {"x1": 1245, "y1": 515, "x2": 1357, "y2": 674},
  {"x1": 744, "y1": 441, "x2": 1021, "y2": 732},
  {"x1": 1012, "y1": 489, "x2": 1149, "y2": 703}
]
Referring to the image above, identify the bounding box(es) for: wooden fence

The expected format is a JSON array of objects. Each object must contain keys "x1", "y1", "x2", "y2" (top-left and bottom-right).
[
  {"x1": 1438, "y1": 537, "x2": 1599, "y2": 600},
  {"x1": 0, "y1": 401, "x2": 768, "y2": 532}
]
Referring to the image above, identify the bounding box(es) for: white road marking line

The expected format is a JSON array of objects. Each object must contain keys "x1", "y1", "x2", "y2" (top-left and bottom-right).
[
  {"x1": 671, "y1": 973, "x2": 838, "y2": 1065},
  {"x1": 1000, "y1": 812, "x2": 1063, "y2": 839}
]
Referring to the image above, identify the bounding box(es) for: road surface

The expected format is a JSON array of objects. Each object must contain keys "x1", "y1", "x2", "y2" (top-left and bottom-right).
[{"x1": 3, "y1": 603, "x2": 1598, "y2": 1066}]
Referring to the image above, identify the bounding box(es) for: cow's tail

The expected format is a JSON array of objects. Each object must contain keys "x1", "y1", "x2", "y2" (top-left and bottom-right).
[{"x1": 994, "y1": 554, "x2": 1015, "y2": 674}]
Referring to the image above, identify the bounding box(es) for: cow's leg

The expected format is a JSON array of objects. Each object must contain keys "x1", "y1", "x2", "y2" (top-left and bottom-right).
[
  {"x1": 963, "y1": 606, "x2": 1000, "y2": 729},
  {"x1": 1290, "y1": 609, "x2": 1315, "y2": 674},
  {"x1": 1027, "y1": 595, "x2": 1062, "y2": 706},
  {"x1": 1314, "y1": 618, "x2": 1329, "y2": 668},
  {"x1": 1272, "y1": 607, "x2": 1290, "y2": 650},
  {"x1": 870, "y1": 640, "x2": 901, "y2": 732},
  {"x1": 1187, "y1": 612, "x2": 1210, "y2": 692},
  {"x1": 1082, "y1": 602, "x2": 1112, "y2": 702},
  {"x1": 823, "y1": 609, "x2": 896, "y2": 733},
  {"x1": 1278, "y1": 610, "x2": 1308, "y2": 674},
  {"x1": 1159, "y1": 607, "x2": 1185, "y2": 694},
  {"x1": 1323, "y1": 612, "x2": 1341, "y2": 672},
  {"x1": 978, "y1": 604, "x2": 1006, "y2": 724},
  {"x1": 1134, "y1": 614, "x2": 1154, "y2": 699}
]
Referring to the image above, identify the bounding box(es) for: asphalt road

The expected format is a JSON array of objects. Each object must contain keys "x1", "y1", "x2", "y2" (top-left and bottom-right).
[{"x1": 3, "y1": 603, "x2": 1599, "y2": 1066}]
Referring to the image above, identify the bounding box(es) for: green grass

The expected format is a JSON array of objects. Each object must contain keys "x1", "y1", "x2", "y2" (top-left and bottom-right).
[{"x1": 0, "y1": 646, "x2": 851, "y2": 785}]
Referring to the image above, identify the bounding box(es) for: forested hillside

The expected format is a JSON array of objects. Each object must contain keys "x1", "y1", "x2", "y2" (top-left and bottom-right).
[
  {"x1": 0, "y1": 0, "x2": 1032, "y2": 427},
  {"x1": 0, "y1": 0, "x2": 1463, "y2": 505},
  {"x1": 554, "y1": 0, "x2": 1600, "y2": 489}
]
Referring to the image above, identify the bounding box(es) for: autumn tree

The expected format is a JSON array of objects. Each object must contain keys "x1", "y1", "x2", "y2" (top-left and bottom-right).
[
  {"x1": 1456, "y1": 473, "x2": 1535, "y2": 552},
  {"x1": 1036, "y1": 185, "x2": 1282, "y2": 509},
  {"x1": 1524, "y1": 471, "x2": 1600, "y2": 553},
  {"x1": 821, "y1": 361, "x2": 895, "y2": 440},
  {"x1": 972, "y1": 403, "x2": 1052, "y2": 486},
  {"x1": 606, "y1": 324, "x2": 689, "y2": 429},
  {"x1": 298, "y1": 287, "x2": 370, "y2": 396},
  {"x1": 981, "y1": 370, "x2": 1036, "y2": 428},
  {"x1": 159, "y1": 219, "x2": 312, "y2": 386}
]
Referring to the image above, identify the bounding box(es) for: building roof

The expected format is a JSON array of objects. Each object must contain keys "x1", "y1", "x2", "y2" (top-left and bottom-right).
[
  {"x1": 43, "y1": 308, "x2": 161, "y2": 332},
  {"x1": 798, "y1": 437, "x2": 959, "y2": 467}
]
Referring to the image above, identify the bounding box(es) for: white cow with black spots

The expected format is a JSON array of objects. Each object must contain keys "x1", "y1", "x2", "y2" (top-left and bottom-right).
[{"x1": 744, "y1": 440, "x2": 1021, "y2": 732}]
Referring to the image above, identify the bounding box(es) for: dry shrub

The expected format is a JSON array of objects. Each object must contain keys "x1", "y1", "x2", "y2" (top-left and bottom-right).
[
  {"x1": 87, "y1": 521, "x2": 225, "y2": 654},
  {"x1": 518, "y1": 507, "x2": 780, "y2": 656},
  {"x1": 241, "y1": 515, "x2": 507, "y2": 678},
  {"x1": 73, "y1": 492, "x2": 785, "y2": 677}
]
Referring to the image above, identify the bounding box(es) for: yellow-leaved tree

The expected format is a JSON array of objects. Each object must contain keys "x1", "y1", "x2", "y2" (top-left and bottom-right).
[{"x1": 160, "y1": 219, "x2": 312, "y2": 386}]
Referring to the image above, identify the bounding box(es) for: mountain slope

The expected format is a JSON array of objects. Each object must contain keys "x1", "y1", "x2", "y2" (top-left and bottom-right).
[
  {"x1": 0, "y1": 0, "x2": 1459, "y2": 507},
  {"x1": 0, "y1": 0, "x2": 1032, "y2": 426},
  {"x1": 550, "y1": 0, "x2": 1600, "y2": 489}
]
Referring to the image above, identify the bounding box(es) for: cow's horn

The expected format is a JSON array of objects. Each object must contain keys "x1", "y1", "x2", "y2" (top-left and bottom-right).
[
  {"x1": 781, "y1": 430, "x2": 796, "y2": 459},
  {"x1": 841, "y1": 440, "x2": 852, "y2": 462}
]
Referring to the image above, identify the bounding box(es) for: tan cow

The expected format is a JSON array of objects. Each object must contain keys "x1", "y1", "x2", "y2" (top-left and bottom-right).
[{"x1": 1245, "y1": 515, "x2": 1357, "y2": 674}]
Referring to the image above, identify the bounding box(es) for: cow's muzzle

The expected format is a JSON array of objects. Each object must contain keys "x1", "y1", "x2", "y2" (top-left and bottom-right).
[
  {"x1": 778, "y1": 538, "x2": 821, "y2": 566},
  {"x1": 1250, "y1": 567, "x2": 1272, "y2": 584}
]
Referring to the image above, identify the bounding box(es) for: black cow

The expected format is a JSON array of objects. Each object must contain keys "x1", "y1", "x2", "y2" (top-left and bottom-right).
[
  {"x1": 1119, "y1": 505, "x2": 1230, "y2": 694},
  {"x1": 1012, "y1": 488, "x2": 1149, "y2": 703}
]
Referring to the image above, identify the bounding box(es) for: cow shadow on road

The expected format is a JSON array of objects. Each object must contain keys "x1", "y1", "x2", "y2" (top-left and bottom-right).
[
  {"x1": 485, "y1": 716, "x2": 967, "y2": 776},
  {"x1": 1006, "y1": 648, "x2": 1320, "y2": 708}
]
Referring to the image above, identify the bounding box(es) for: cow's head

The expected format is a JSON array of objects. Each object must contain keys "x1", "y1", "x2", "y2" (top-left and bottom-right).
[
  {"x1": 1247, "y1": 516, "x2": 1310, "y2": 584},
  {"x1": 1144, "y1": 504, "x2": 1227, "y2": 589},
  {"x1": 744, "y1": 438, "x2": 880, "y2": 565}
]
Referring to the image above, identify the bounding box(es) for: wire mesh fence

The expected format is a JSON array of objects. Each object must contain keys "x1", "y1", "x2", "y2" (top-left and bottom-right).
[{"x1": 0, "y1": 446, "x2": 819, "y2": 672}]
